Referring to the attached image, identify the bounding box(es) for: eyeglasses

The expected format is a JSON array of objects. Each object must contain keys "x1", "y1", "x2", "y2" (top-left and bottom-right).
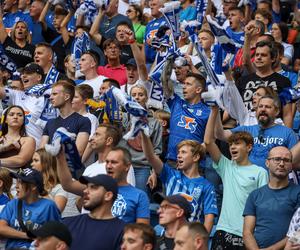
[
  {"x1": 126, "y1": 9, "x2": 133, "y2": 13},
  {"x1": 268, "y1": 157, "x2": 292, "y2": 164},
  {"x1": 159, "y1": 203, "x2": 181, "y2": 211}
]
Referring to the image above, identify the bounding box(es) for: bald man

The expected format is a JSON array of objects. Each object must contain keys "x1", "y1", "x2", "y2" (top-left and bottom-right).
[{"x1": 243, "y1": 146, "x2": 300, "y2": 250}]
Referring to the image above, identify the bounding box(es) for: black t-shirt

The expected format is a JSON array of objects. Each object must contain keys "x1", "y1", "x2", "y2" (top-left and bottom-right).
[
  {"x1": 155, "y1": 235, "x2": 174, "y2": 250},
  {"x1": 3, "y1": 36, "x2": 34, "y2": 68},
  {"x1": 236, "y1": 72, "x2": 291, "y2": 110},
  {"x1": 43, "y1": 112, "x2": 91, "y2": 142},
  {"x1": 120, "y1": 45, "x2": 133, "y2": 65},
  {"x1": 42, "y1": 27, "x2": 66, "y2": 73}
]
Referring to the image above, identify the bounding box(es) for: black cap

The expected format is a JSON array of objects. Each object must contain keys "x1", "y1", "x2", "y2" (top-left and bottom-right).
[
  {"x1": 125, "y1": 58, "x2": 137, "y2": 68},
  {"x1": 153, "y1": 192, "x2": 192, "y2": 219},
  {"x1": 79, "y1": 174, "x2": 118, "y2": 201},
  {"x1": 23, "y1": 63, "x2": 44, "y2": 76},
  {"x1": 30, "y1": 221, "x2": 72, "y2": 247},
  {"x1": 10, "y1": 168, "x2": 45, "y2": 195}
]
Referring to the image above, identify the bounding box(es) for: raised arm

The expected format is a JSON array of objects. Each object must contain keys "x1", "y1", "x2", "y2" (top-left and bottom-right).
[
  {"x1": 89, "y1": 8, "x2": 104, "y2": 45},
  {"x1": 56, "y1": 150, "x2": 85, "y2": 196},
  {"x1": 140, "y1": 131, "x2": 163, "y2": 175},
  {"x1": 38, "y1": 1, "x2": 51, "y2": 31},
  {"x1": 204, "y1": 106, "x2": 222, "y2": 164},
  {"x1": 76, "y1": 132, "x2": 89, "y2": 157},
  {"x1": 243, "y1": 23, "x2": 256, "y2": 74},
  {"x1": 0, "y1": 7, "x2": 8, "y2": 44},
  {"x1": 214, "y1": 107, "x2": 232, "y2": 142},
  {"x1": 161, "y1": 57, "x2": 174, "y2": 100},
  {"x1": 60, "y1": 11, "x2": 74, "y2": 45},
  {"x1": 282, "y1": 103, "x2": 293, "y2": 128}
]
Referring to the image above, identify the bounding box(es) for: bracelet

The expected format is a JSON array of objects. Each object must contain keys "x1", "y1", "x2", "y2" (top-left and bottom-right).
[{"x1": 128, "y1": 39, "x2": 136, "y2": 44}]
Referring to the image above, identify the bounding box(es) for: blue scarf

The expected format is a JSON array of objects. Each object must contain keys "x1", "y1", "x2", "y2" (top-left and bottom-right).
[
  {"x1": 195, "y1": 0, "x2": 207, "y2": 25},
  {"x1": 72, "y1": 31, "x2": 90, "y2": 78}
]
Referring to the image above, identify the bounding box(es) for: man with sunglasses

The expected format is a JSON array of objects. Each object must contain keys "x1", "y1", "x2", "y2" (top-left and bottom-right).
[
  {"x1": 243, "y1": 146, "x2": 300, "y2": 249},
  {"x1": 153, "y1": 193, "x2": 192, "y2": 250}
]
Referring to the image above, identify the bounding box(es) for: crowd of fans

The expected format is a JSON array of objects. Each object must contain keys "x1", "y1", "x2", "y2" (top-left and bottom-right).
[{"x1": 0, "y1": 0, "x2": 300, "y2": 249}]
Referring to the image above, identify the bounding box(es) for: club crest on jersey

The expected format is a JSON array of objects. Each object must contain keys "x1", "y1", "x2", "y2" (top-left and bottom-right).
[{"x1": 177, "y1": 115, "x2": 197, "y2": 133}]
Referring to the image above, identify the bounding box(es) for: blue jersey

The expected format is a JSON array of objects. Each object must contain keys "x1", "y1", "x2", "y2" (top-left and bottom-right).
[
  {"x1": 160, "y1": 163, "x2": 218, "y2": 222},
  {"x1": 3, "y1": 11, "x2": 32, "y2": 31},
  {"x1": 225, "y1": 27, "x2": 245, "y2": 48},
  {"x1": 144, "y1": 16, "x2": 166, "y2": 64},
  {"x1": 232, "y1": 124, "x2": 298, "y2": 169},
  {"x1": 0, "y1": 198, "x2": 61, "y2": 249},
  {"x1": 112, "y1": 185, "x2": 150, "y2": 223},
  {"x1": 278, "y1": 69, "x2": 298, "y2": 87},
  {"x1": 167, "y1": 94, "x2": 210, "y2": 161}
]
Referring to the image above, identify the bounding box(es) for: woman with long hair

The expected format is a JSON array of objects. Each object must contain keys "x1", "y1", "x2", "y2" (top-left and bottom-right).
[
  {"x1": 126, "y1": 4, "x2": 146, "y2": 46},
  {"x1": 0, "y1": 17, "x2": 34, "y2": 68},
  {"x1": 31, "y1": 148, "x2": 68, "y2": 212},
  {"x1": 0, "y1": 105, "x2": 35, "y2": 168}
]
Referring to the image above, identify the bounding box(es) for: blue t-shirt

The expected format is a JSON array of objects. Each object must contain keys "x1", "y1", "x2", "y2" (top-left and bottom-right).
[
  {"x1": 160, "y1": 163, "x2": 218, "y2": 222},
  {"x1": 43, "y1": 112, "x2": 91, "y2": 142},
  {"x1": 144, "y1": 16, "x2": 166, "y2": 64},
  {"x1": 0, "y1": 194, "x2": 9, "y2": 206},
  {"x1": 0, "y1": 198, "x2": 61, "y2": 249},
  {"x1": 225, "y1": 27, "x2": 245, "y2": 48},
  {"x1": 3, "y1": 11, "x2": 32, "y2": 31},
  {"x1": 279, "y1": 69, "x2": 298, "y2": 87},
  {"x1": 167, "y1": 94, "x2": 210, "y2": 161},
  {"x1": 112, "y1": 185, "x2": 150, "y2": 223},
  {"x1": 179, "y1": 6, "x2": 197, "y2": 22},
  {"x1": 243, "y1": 183, "x2": 300, "y2": 248},
  {"x1": 63, "y1": 214, "x2": 125, "y2": 250},
  {"x1": 232, "y1": 124, "x2": 298, "y2": 169}
]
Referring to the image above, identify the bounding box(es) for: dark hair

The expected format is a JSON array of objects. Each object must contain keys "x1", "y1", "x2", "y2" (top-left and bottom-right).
[
  {"x1": 254, "y1": 8, "x2": 272, "y2": 24},
  {"x1": 255, "y1": 20, "x2": 265, "y2": 35},
  {"x1": 228, "y1": 6, "x2": 244, "y2": 17},
  {"x1": 103, "y1": 39, "x2": 121, "y2": 51},
  {"x1": 124, "y1": 223, "x2": 156, "y2": 247},
  {"x1": 186, "y1": 72, "x2": 206, "y2": 89},
  {"x1": 52, "y1": 80, "x2": 75, "y2": 101},
  {"x1": 273, "y1": 41, "x2": 284, "y2": 57},
  {"x1": 1, "y1": 105, "x2": 26, "y2": 137},
  {"x1": 129, "y1": 4, "x2": 145, "y2": 24},
  {"x1": 255, "y1": 40, "x2": 277, "y2": 60},
  {"x1": 116, "y1": 21, "x2": 132, "y2": 31},
  {"x1": 75, "y1": 84, "x2": 94, "y2": 100},
  {"x1": 276, "y1": 22, "x2": 289, "y2": 42},
  {"x1": 258, "y1": 33, "x2": 275, "y2": 43},
  {"x1": 103, "y1": 78, "x2": 120, "y2": 88},
  {"x1": 228, "y1": 131, "x2": 254, "y2": 146},
  {"x1": 82, "y1": 50, "x2": 100, "y2": 66},
  {"x1": 258, "y1": 0, "x2": 272, "y2": 11},
  {"x1": 98, "y1": 123, "x2": 121, "y2": 146},
  {"x1": 111, "y1": 146, "x2": 132, "y2": 165}
]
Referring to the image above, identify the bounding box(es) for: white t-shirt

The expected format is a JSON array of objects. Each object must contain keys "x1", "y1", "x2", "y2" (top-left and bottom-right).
[
  {"x1": 83, "y1": 112, "x2": 99, "y2": 139},
  {"x1": 4, "y1": 88, "x2": 45, "y2": 146},
  {"x1": 80, "y1": 75, "x2": 106, "y2": 98},
  {"x1": 83, "y1": 161, "x2": 136, "y2": 186}
]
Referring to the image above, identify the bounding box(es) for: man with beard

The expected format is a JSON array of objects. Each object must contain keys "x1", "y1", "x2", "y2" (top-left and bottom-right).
[
  {"x1": 62, "y1": 174, "x2": 126, "y2": 250},
  {"x1": 215, "y1": 96, "x2": 298, "y2": 170},
  {"x1": 243, "y1": 146, "x2": 300, "y2": 249}
]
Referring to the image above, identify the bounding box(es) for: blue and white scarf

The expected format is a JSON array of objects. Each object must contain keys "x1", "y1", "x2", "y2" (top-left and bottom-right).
[
  {"x1": 195, "y1": 0, "x2": 207, "y2": 25},
  {"x1": 206, "y1": 15, "x2": 237, "y2": 54},
  {"x1": 109, "y1": 86, "x2": 149, "y2": 139},
  {"x1": 45, "y1": 127, "x2": 84, "y2": 178},
  {"x1": 75, "y1": 0, "x2": 97, "y2": 27},
  {"x1": 181, "y1": 20, "x2": 201, "y2": 43},
  {"x1": 72, "y1": 31, "x2": 90, "y2": 78},
  {"x1": 0, "y1": 44, "x2": 16, "y2": 74}
]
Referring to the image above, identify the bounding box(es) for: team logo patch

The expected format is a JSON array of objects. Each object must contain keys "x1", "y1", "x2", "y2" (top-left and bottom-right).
[{"x1": 177, "y1": 115, "x2": 197, "y2": 133}]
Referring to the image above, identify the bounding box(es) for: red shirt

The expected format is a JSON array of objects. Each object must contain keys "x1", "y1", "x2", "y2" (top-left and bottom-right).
[
  {"x1": 97, "y1": 64, "x2": 127, "y2": 86},
  {"x1": 233, "y1": 47, "x2": 256, "y2": 68}
]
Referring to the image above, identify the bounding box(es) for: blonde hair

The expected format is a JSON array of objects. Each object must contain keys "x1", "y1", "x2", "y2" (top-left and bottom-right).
[
  {"x1": 10, "y1": 21, "x2": 31, "y2": 43},
  {"x1": 177, "y1": 140, "x2": 206, "y2": 160},
  {"x1": 0, "y1": 168, "x2": 13, "y2": 199},
  {"x1": 35, "y1": 148, "x2": 59, "y2": 193}
]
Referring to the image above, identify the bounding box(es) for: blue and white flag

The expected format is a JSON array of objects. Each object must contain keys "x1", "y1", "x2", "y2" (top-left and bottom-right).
[
  {"x1": 159, "y1": 1, "x2": 181, "y2": 42},
  {"x1": 181, "y1": 20, "x2": 201, "y2": 43},
  {"x1": 72, "y1": 31, "x2": 90, "y2": 78},
  {"x1": 0, "y1": 44, "x2": 16, "y2": 74},
  {"x1": 279, "y1": 87, "x2": 300, "y2": 106},
  {"x1": 206, "y1": 15, "x2": 237, "y2": 54}
]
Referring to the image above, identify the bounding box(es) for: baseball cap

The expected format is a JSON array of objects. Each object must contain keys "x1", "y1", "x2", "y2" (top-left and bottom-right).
[
  {"x1": 10, "y1": 168, "x2": 45, "y2": 195},
  {"x1": 125, "y1": 58, "x2": 137, "y2": 68},
  {"x1": 30, "y1": 221, "x2": 72, "y2": 247},
  {"x1": 153, "y1": 192, "x2": 192, "y2": 219},
  {"x1": 23, "y1": 63, "x2": 44, "y2": 76},
  {"x1": 79, "y1": 174, "x2": 118, "y2": 201}
]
